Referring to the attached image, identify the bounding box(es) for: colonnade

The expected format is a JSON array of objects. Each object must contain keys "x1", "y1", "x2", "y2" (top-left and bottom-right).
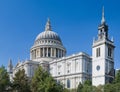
[{"x1": 31, "y1": 47, "x2": 65, "y2": 59}]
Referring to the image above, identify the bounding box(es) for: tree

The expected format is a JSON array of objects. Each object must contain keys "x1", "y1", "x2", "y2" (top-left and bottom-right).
[
  {"x1": 84, "y1": 80, "x2": 92, "y2": 86},
  {"x1": 77, "y1": 82, "x2": 83, "y2": 92},
  {"x1": 114, "y1": 70, "x2": 120, "y2": 84},
  {"x1": 93, "y1": 85, "x2": 103, "y2": 92},
  {"x1": 113, "y1": 83, "x2": 120, "y2": 92},
  {"x1": 0, "y1": 66, "x2": 10, "y2": 92},
  {"x1": 76, "y1": 80, "x2": 93, "y2": 92},
  {"x1": 103, "y1": 83, "x2": 120, "y2": 92},
  {"x1": 104, "y1": 83, "x2": 114, "y2": 92},
  {"x1": 12, "y1": 69, "x2": 31, "y2": 92},
  {"x1": 81, "y1": 85, "x2": 93, "y2": 92},
  {"x1": 31, "y1": 66, "x2": 64, "y2": 92}
]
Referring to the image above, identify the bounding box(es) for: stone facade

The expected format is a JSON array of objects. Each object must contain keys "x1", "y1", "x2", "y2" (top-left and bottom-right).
[
  {"x1": 7, "y1": 8, "x2": 115, "y2": 88},
  {"x1": 50, "y1": 52, "x2": 92, "y2": 89}
]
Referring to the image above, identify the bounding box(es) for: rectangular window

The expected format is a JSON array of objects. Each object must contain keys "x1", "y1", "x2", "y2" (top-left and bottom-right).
[
  {"x1": 67, "y1": 63, "x2": 71, "y2": 74},
  {"x1": 58, "y1": 65, "x2": 61, "y2": 75},
  {"x1": 96, "y1": 48, "x2": 98, "y2": 57},
  {"x1": 96, "y1": 48, "x2": 100, "y2": 57},
  {"x1": 67, "y1": 79, "x2": 70, "y2": 88},
  {"x1": 108, "y1": 47, "x2": 112, "y2": 57}
]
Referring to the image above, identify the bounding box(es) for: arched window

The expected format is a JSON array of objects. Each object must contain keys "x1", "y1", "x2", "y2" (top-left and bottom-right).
[{"x1": 67, "y1": 79, "x2": 70, "y2": 88}]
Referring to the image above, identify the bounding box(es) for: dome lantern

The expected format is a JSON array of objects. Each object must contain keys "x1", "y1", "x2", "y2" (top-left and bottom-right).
[{"x1": 45, "y1": 18, "x2": 52, "y2": 31}]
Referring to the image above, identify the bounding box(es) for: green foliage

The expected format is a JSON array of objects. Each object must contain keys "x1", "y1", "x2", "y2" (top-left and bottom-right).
[
  {"x1": 102, "y1": 70, "x2": 120, "y2": 92},
  {"x1": 60, "y1": 88, "x2": 68, "y2": 92},
  {"x1": 77, "y1": 80, "x2": 93, "y2": 92},
  {"x1": 12, "y1": 69, "x2": 31, "y2": 92},
  {"x1": 113, "y1": 83, "x2": 120, "y2": 92},
  {"x1": 93, "y1": 85, "x2": 103, "y2": 92},
  {"x1": 82, "y1": 80, "x2": 93, "y2": 92},
  {"x1": 84, "y1": 80, "x2": 92, "y2": 86},
  {"x1": 31, "y1": 66, "x2": 64, "y2": 92},
  {"x1": 2, "y1": 64, "x2": 120, "y2": 92},
  {"x1": 81, "y1": 85, "x2": 93, "y2": 92},
  {"x1": 104, "y1": 83, "x2": 120, "y2": 92},
  {"x1": 77, "y1": 82, "x2": 83, "y2": 92},
  {"x1": 70, "y1": 89, "x2": 77, "y2": 92},
  {"x1": 104, "y1": 83, "x2": 114, "y2": 92},
  {"x1": 114, "y1": 70, "x2": 120, "y2": 84},
  {"x1": 0, "y1": 66, "x2": 10, "y2": 92}
]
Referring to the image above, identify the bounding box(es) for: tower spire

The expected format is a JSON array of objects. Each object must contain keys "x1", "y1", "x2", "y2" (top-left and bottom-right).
[
  {"x1": 8, "y1": 59, "x2": 13, "y2": 68},
  {"x1": 7, "y1": 59, "x2": 13, "y2": 73},
  {"x1": 98, "y1": 6, "x2": 108, "y2": 39},
  {"x1": 101, "y1": 6, "x2": 105, "y2": 24},
  {"x1": 45, "y1": 18, "x2": 52, "y2": 31}
]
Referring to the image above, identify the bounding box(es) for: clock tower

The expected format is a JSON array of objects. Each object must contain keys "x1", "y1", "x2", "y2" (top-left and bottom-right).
[{"x1": 92, "y1": 7, "x2": 115, "y2": 86}]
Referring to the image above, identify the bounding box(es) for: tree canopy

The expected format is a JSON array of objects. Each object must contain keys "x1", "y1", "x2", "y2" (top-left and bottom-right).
[
  {"x1": 1, "y1": 64, "x2": 120, "y2": 92},
  {"x1": 12, "y1": 69, "x2": 31, "y2": 92},
  {"x1": 114, "y1": 70, "x2": 120, "y2": 84},
  {"x1": 0, "y1": 66, "x2": 10, "y2": 92},
  {"x1": 31, "y1": 66, "x2": 64, "y2": 92}
]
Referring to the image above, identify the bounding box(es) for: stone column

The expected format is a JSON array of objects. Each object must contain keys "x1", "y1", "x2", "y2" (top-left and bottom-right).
[
  {"x1": 32, "y1": 50, "x2": 34, "y2": 59},
  {"x1": 39, "y1": 48, "x2": 41, "y2": 57},
  {"x1": 41, "y1": 48, "x2": 42, "y2": 57},
  {"x1": 52, "y1": 48, "x2": 54, "y2": 57},
  {"x1": 37, "y1": 48, "x2": 40, "y2": 58},
  {"x1": 51, "y1": 48, "x2": 52, "y2": 57},
  {"x1": 54, "y1": 48, "x2": 56, "y2": 57},
  {"x1": 35, "y1": 49, "x2": 38, "y2": 58},
  {"x1": 47, "y1": 47, "x2": 48, "y2": 57},
  {"x1": 43, "y1": 48, "x2": 45, "y2": 57},
  {"x1": 32, "y1": 51, "x2": 34, "y2": 59}
]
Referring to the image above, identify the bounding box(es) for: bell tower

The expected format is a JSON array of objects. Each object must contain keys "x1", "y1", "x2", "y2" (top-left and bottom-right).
[{"x1": 92, "y1": 7, "x2": 115, "y2": 86}]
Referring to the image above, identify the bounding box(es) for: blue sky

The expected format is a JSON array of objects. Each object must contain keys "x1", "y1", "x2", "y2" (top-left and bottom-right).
[{"x1": 0, "y1": 0, "x2": 120, "y2": 69}]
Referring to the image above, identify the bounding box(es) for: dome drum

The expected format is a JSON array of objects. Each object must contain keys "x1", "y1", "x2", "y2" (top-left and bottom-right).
[{"x1": 30, "y1": 47, "x2": 66, "y2": 61}]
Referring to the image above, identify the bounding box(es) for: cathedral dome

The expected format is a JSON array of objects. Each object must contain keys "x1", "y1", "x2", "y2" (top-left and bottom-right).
[
  {"x1": 30, "y1": 18, "x2": 66, "y2": 62},
  {"x1": 35, "y1": 30, "x2": 61, "y2": 42},
  {"x1": 35, "y1": 18, "x2": 62, "y2": 44}
]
